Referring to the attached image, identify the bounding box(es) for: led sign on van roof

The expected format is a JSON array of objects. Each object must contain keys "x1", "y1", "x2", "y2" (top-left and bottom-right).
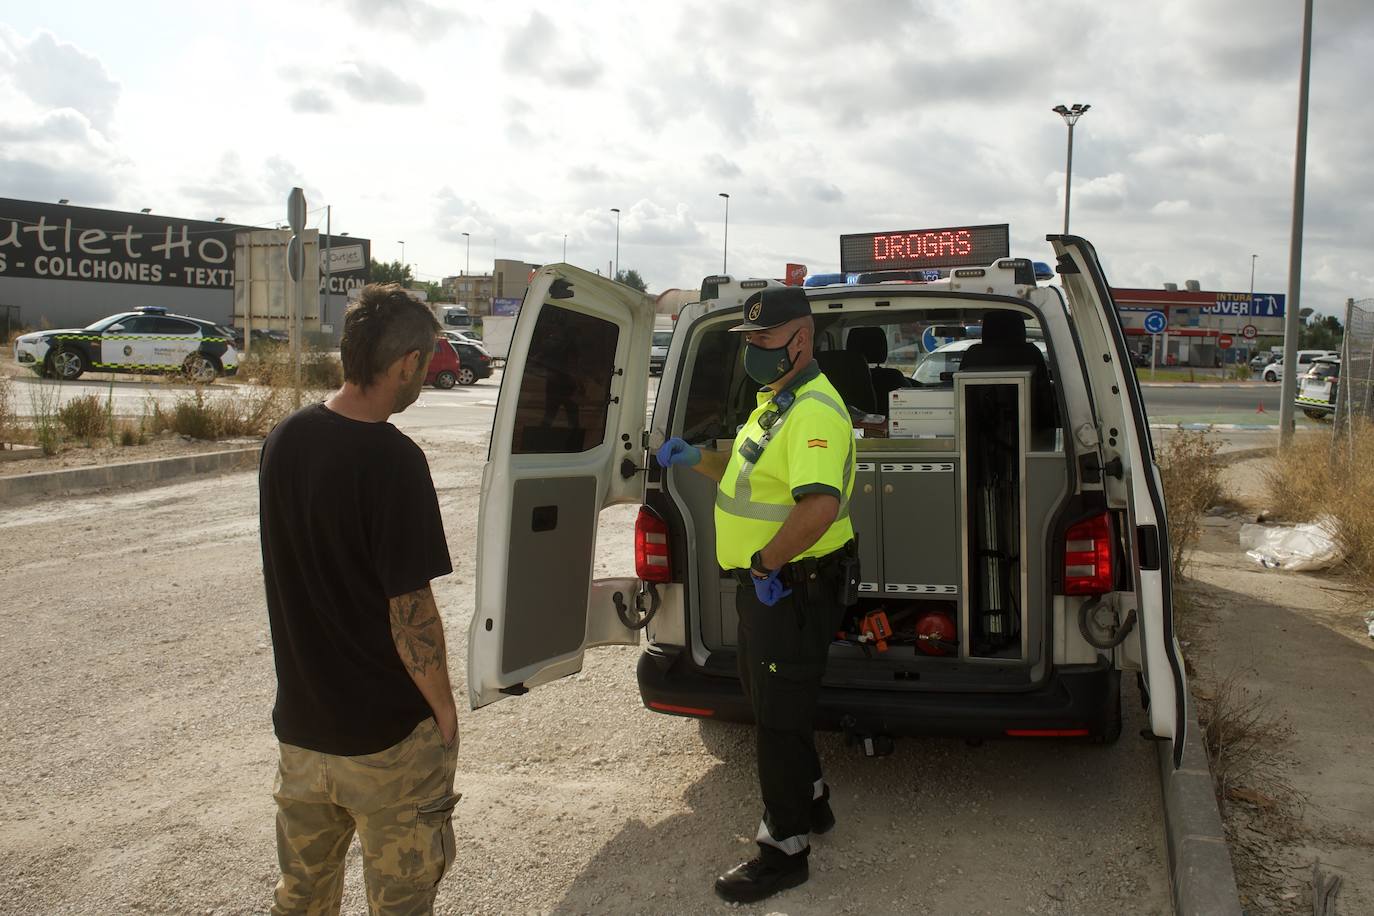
[{"x1": 839, "y1": 223, "x2": 1010, "y2": 273}]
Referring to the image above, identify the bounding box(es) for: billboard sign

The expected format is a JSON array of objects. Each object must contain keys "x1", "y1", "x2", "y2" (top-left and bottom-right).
[
  {"x1": 1203, "y1": 291, "x2": 1286, "y2": 318},
  {"x1": 0, "y1": 198, "x2": 370, "y2": 294},
  {"x1": 492, "y1": 297, "x2": 522, "y2": 316}
]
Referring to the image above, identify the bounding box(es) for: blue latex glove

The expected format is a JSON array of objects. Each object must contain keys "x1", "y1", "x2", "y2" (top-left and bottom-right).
[
  {"x1": 752, "y1": 568, "x2": 793, "y2": 607},
  {"x1": 656, "y1": 437, "x2": 701, "y2": 468}
]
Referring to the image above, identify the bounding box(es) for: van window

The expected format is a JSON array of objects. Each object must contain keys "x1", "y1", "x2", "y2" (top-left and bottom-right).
[{"x1": 510, "y1": 304, "x2": 618, "y2": 454}]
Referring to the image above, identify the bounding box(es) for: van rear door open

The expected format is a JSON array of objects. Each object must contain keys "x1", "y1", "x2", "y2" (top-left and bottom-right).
[
  {"x1": 1052, "y1": 236, "x2": 1189, "y2": 767},
  {"x1": 467, "y1": 265, "x2": 656, "y2": 709}
]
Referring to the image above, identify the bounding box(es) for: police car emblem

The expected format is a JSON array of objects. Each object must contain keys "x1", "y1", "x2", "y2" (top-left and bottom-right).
[
  {"x1": 123, "y1": 345, "x2": 133, "y2": 357},
  {"x1": 748, "y1": 300, "x2": 763, "y2": 322}
]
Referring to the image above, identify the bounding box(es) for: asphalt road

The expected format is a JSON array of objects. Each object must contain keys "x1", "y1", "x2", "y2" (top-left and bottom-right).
[{"x1": 7, "y1": 369, "x2": 1314, "y2": 431}]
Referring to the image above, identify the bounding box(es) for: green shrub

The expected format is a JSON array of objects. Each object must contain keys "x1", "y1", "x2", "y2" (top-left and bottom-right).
[{"x1": 28, "y1": 378, "x2": 62, "y2": 456}]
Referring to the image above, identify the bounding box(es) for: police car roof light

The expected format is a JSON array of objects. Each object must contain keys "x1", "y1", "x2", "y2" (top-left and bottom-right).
[
  {"x1": 134, "y1": 306, "x2": 168, "y2": 314},
  {"x1": 1032, "y1": 261, "x2": 1055, "y2": 281}
]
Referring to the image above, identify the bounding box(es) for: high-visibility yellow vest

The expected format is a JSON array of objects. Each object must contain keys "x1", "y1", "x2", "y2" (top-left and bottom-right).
[{"x1": 714, "y1": 361, "x2": 855, "y2": 569}]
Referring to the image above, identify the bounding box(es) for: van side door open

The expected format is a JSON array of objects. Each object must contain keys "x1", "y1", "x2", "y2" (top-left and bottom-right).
[
  {"x1": 1053, "y1": 236, "x2": 1189, "y2": 766},
  {"x1": 467, "y1": 265, "x2": 656, "y2": 709}
]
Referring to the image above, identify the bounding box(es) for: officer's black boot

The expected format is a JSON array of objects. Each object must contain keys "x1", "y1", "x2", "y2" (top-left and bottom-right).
[
  {"x1": 811, "y1": 784, "x2": 836, "y2": 835},
  {"x1": 714, "y1": 848, "x2": 809, "y2": 904}
]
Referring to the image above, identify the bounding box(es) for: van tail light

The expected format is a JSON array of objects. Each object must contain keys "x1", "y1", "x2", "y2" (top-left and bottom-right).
[
  {"x1": 1063, "y1": 513, "x2": 1113, "y2": 595},
  {"x1": 635, "y1": 507, "x2": 672, "y2": 583}
]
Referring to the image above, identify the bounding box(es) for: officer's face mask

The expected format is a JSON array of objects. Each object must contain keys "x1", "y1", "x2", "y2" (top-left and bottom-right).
[{"x1": 744, "y1": 329, "x2": 800, "y2": 385}]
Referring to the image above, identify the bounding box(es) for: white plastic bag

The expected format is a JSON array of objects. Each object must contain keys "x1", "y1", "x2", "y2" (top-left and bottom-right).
[{"x1": 1240, "y1": 515, "x2": 1342, "y2": 571}]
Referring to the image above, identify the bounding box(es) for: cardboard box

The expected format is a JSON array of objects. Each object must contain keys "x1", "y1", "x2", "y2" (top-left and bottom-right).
[
  {"x1": 889, "y1": 415, "x2": 957, "y2": 439},
  {"x1": 889, "y1": 388, "x2": 955, "y2": 411}
]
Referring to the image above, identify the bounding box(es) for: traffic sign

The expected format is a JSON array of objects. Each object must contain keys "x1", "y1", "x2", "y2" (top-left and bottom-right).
[
  {"x1": 1143, "y1": 310, "x2": 1168, "y2": 334},
  {"x1": 1218, "y1": 334, "x2": 1234, "y2": 350},
  {"x1": 1241, "y1": 324, "x2": 1258, "y2": 340},
  {"x1": 287, "y1": 187, "x2": 307, "y2": 234},
  {"x1": 922, "y1": 326, "x2": 960, "y2": 353},
  {"x1": 287, "y1": 236, "x2": 304, "y2": 281}
]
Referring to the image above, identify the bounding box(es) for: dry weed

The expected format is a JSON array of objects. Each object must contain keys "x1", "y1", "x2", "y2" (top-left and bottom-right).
[
  {"x1": 237, "y1": 341, "x2": 341, "y2": 390},
  {"x1": 1157, "y1": 431, "x2": 1224, "y2": 578},
  {"x1": 0, "y1": 373, "x2": 15, "y2": 446},
  {"x1": 57, "y1": 393, "x2": 108, "y2": 443},
  {"x1": 150, "y1": 385, "x2": 292, "y2": 440},
  {"x1": 1198, "y1": 674, "x2": 1296, "y2": 808},
  {"x1": 1263, "y1": 422, "x2": 1374, "y2": 585}
]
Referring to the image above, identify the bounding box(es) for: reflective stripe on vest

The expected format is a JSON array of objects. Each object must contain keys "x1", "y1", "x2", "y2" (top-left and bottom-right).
[{"x1": 715, "y1": 388, "x2": 854, "y2": 523}]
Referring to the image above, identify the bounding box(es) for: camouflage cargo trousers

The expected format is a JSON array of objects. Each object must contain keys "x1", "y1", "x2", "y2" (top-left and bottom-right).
[{"x1": 272, "y1": 717, "x2": 460, "y2": 915}]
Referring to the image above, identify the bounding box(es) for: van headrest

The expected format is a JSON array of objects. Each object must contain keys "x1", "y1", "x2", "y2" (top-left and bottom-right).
[
  {"x1": 846, "y1": 326, "x2": 888, "y2": 364},
  {"x1": 980, "y1": 311, "x2": 1027, "y2": 345}
]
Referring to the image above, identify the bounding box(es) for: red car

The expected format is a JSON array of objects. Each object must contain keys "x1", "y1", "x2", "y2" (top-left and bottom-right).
[{"x1": 425, "y1": 337, "x2": 492, "y2": 388}]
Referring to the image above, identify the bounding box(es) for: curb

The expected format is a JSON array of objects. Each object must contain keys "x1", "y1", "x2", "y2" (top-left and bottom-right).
[
  {"x1": 0, "y1": 446, "x2": 259, "y2": 503},
  {"x1": 1158, "y1": 712, "x2": 1243, "y2": 915}
]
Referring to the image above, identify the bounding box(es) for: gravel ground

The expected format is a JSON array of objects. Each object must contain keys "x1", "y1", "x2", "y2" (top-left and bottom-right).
[{"x1": 0, "y1": 423, "x2": 1172, "y2": 915}]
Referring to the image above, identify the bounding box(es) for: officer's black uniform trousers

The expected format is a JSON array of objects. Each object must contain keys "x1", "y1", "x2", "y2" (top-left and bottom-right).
[{"x1": 733, "y1": 550, "x2": 848, "y2": 858}]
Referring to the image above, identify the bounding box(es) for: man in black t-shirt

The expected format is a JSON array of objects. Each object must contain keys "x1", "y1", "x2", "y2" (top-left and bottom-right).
[{"x1": 260, "y1": 284, "x2": 459, "y2": 914}]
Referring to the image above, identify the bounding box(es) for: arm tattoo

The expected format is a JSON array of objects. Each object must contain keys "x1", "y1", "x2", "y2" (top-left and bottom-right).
[{"x1": 389, "y1": 590, "x2": 445, "y2": 677}]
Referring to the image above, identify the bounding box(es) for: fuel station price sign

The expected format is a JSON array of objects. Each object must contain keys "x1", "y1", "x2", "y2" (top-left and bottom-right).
[{"x1": 839, "y1": 223, "x2": 1010, "y2": 274}]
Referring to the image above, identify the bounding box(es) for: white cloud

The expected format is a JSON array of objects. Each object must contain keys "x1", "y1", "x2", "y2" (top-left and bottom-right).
[{"x1": 1151, "y1": 200, "x2": 1191, "y2": 216}]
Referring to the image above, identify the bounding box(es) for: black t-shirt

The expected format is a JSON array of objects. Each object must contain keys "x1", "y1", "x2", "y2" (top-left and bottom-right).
[{"x1": 259, "y1": 403, "x2": 453, "y2": 755}]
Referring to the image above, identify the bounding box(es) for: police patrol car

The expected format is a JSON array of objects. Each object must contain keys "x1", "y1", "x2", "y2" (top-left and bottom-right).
[
  {"x1": 1296, "y1": 355, "x2": 1339, "y2": 420},
  {"x1": 466, "y1": 227, "x2": 1188, "y2": 769},
  {"x1": 13, "y1": 306, "x2": 239, "y2": 383}
]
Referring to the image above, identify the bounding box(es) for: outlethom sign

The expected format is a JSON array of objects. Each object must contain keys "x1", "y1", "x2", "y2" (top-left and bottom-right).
[{"x1": 0, "y1": 198, "x2": 369, "y2": 294}]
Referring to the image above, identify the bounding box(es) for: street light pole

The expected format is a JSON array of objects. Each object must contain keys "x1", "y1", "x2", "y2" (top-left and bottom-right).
[
  {"x1": 719, "y1": 192, "x2": 730, "y2": 273},
  {"x1": 398, "y1": 240, "x2": 406, "y2": 270},
  {"x1": 562, "y1": 233, "x2": 567, "y2": 262},
  {"x1": 1279, "y1": 0, "x2": 1314, "y2": 448},
  {"x1": 1052, "y1": 104, "x2": 1091, "y2": 234},
  {"x1": 461, "y1": 232, "x2": 470, "y2": 276},
  {"x1": 610, "y1": 208, "x2": 620, "y2": 280}
]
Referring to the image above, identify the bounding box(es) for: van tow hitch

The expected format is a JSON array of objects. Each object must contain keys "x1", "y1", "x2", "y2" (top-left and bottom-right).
[
  {"x1": 614, "y1": 582, "x2": 660, "y2": 630},
  {"x1": 841, "y1": 715, "x2": 894, "y2": 757}
]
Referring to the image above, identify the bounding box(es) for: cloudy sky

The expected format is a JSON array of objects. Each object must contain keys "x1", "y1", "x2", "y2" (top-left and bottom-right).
[{"x1": 1, "y1": 0, "x2": 1370, "y2": 312}]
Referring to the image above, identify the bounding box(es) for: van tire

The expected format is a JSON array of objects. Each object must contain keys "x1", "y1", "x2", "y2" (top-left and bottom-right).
[{"x1": 1091, "y1": 674, "x2": 1123, "y2": 745}]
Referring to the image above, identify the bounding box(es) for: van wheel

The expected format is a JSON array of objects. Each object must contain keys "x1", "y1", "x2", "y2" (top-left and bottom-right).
[
  {"x1": 434, "y1": 370, "x2": 456, "y2": 389},
  {"x1": 1301, "y1": 408, "x2": 1328, "y2": 421},
  {"x1": 1092, "y1": 685, "x2": 1123, "y2": 745},
  {"x1": 457, "y1": 366, "x2": 477, "y2": 386}
]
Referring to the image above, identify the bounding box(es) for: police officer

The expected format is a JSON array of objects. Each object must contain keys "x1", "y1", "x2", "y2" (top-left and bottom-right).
[{"x1": 657, "y1": 286, "x2": 856, "y2": 904}]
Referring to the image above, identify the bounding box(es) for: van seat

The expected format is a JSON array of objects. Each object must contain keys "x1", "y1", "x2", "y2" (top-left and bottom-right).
[
  {"x1": 816, "y1": 349, "x2": 877, "y2": 416},
  {"x1": 846, "y1": 327, "x2": 909, "y2": 413}
]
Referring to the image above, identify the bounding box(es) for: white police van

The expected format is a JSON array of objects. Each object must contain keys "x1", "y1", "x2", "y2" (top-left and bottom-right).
[{"x1": 467, "y1": 228, "x2": 1187, "y2": 767}]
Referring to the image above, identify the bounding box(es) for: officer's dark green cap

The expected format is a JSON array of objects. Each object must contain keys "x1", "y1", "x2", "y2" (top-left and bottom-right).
[{"x1": 730, "y1": 286, "x2": 811, "y2": 332}]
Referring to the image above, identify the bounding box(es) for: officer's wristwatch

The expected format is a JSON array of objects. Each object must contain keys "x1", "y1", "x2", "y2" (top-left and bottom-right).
[{"x1": 750, "y1": 550, "x2": 775, "y2": 579}]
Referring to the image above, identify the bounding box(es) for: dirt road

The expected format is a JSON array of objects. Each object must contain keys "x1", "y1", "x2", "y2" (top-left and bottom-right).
[{"x1": 0, "y1": 423, "x2": 1172, "y2": 915}]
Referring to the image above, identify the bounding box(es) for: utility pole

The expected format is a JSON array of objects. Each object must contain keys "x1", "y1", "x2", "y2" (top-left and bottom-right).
[
  {"x1": 719, "y1": 192, "x2": 730, "y2": 273},
  {"x1": 1052, "y1": 104, "x2": 1091, "y2": 234},
  {"x1": 610, "y1": 208, "x2": 621, "y2": 280},
  {"x1": 323, "y1": 205, "x2": 332, "y2": 330},
  {"x1": 462, "y1": 231, "x2": 470, "y2": 275},
  {"x1": 1279, "y1": 0, "x2": 1314, "y2": 447}
]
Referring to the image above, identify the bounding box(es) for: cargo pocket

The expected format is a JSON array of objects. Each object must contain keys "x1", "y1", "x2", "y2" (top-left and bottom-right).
[
  {"x1": 754, "y1": 660, "x2": 824, "y2": 732},
  {"x1": 415, "y1": 792, "x2": 460, "y2": 885}
]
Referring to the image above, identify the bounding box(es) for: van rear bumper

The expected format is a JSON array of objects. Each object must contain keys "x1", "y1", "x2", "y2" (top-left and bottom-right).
[{"x1": 637, "y1": 644, "x2": 1120, "y2": 739}]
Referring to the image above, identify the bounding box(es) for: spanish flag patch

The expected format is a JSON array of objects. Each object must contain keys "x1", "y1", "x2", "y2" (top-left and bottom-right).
[{"x1": 807, "y1": 438, "x2": 828, "y2": 448}]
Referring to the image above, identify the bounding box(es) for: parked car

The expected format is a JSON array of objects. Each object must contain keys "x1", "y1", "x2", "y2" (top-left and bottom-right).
[
  {"x1": 467, "y1": 235, "x2": 1189, "y2": 768},
  {"x1": 1248, "y1": 352, "x2": 1276, "y2": 372},
  {"x1": 223, "y1": 326, "x2": 290, "y2": 350},
  {"x1": 425, "y1": 336, "x2": 492, "y2": 388},
  {"x1": 1296, "y1": 356, "x2": 1339, "y2": 419},
  {"x1": 1263, "y1": 349, "x2": 1337, "y2": 383},
  {"x1": 12, "y1": 306, "x2": 238, "y2": 383},
  {"x1": 443, "y1": 329, "x2": 488, "y2": 351},
  {"x1": 650, "y1": 329, "x2": 672, "y2": 375},
  {"x1": 911, "y1": 336, "x2": 1049, "y2": 387}
]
